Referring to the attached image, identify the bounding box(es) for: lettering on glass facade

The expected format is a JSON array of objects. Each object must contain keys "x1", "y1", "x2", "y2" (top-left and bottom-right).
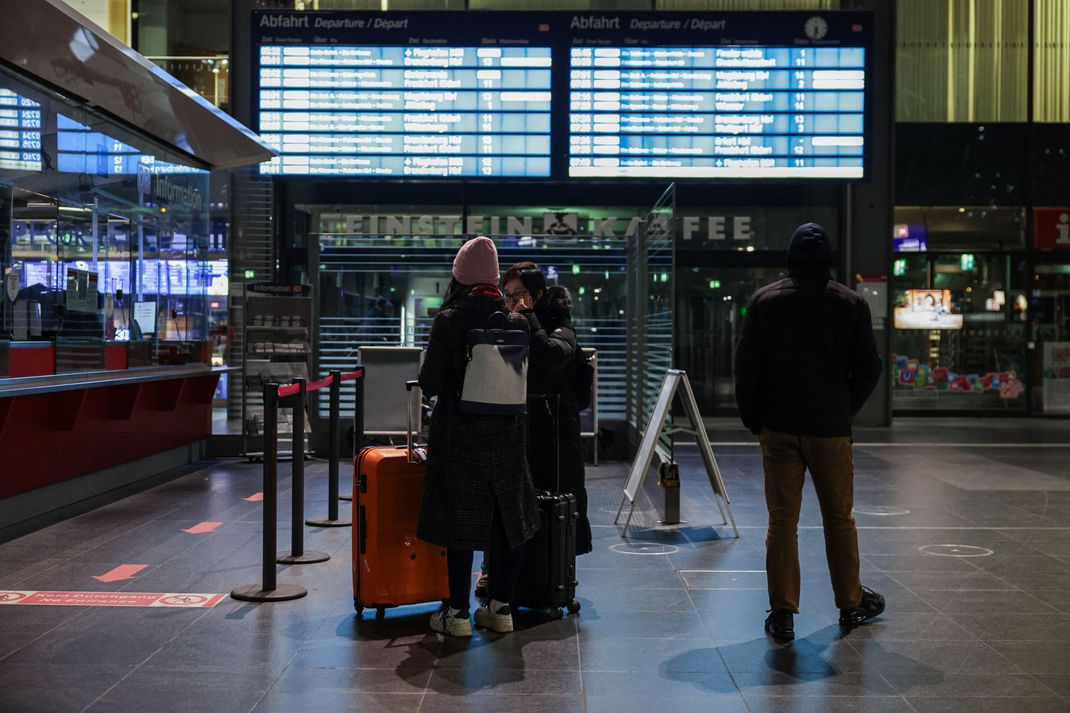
[{"x1": 340, "y1": 211, "x2": 754, "y2": 241}]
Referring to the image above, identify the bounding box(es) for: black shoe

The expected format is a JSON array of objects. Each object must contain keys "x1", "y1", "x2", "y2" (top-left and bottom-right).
[
  {"x1": 839, "y1": 586, "x2": 886, "y2": 627},
  {"x1": 474, "y1": 572, "x2": 490, "y2": 602},
  {"x1": 764, "y1": 610, "x2": 795, "y2": 641}
]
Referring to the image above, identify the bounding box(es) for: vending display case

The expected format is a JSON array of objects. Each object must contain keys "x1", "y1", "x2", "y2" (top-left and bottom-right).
[{"x1": 241, "y1": 284, "x2": 313, "y2": 457}]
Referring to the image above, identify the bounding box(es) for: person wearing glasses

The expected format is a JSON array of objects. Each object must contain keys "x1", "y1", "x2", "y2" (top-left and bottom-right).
[{"x1": 503, "y1": 262, "x2": 593, "y2": 555}]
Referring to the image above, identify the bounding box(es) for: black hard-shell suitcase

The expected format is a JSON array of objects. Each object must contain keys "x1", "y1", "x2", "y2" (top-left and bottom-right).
[
  {"x1": 513, "y1": 394, "x2": 580, "y2": 619},
  {"x1": 513, "y1": 491, "x2": 580, "y2": 618}
]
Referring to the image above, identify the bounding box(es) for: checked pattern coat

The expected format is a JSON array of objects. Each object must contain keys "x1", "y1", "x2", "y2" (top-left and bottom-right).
[{"x1": 416, "y1": 289, "x2": 541, "y2": 551}]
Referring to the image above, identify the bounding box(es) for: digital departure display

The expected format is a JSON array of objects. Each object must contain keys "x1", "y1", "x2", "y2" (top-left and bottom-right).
[
  {"x1": 568, "y1": 47, "x2": 865, "y2": 179},
  {"x1": 56, "y1": 115, "x2": 142, "y2": 175},
  {"x1": 0, "y1": 88, "x2": 42, "y2": 172},
  {"x1": 252, "y1": 10, "x2": 871, "y2": 181},
  {"x1": 257, "y1": 46, "x2": 552, "y2": 177}
]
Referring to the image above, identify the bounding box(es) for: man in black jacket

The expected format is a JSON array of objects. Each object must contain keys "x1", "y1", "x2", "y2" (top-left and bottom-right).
[{"x1": 735, "y1": 223, "x2": 885, "y2": 642}]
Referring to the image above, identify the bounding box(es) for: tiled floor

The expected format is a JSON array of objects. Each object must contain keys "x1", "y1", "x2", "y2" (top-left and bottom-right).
[{"x1": 1, "y1": 423, "x2": 1070, "y2": 713}]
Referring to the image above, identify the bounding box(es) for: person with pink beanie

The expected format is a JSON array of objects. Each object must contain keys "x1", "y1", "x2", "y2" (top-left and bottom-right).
[
  {"x1": 449, "y1": 235, "x2": 501, "y2": 287},
  {"x1": 417, "y1": 237, "x2": 540, "y2": 638}
]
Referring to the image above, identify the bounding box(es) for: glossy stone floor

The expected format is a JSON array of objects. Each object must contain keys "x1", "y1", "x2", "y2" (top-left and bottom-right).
[{"x1": 1, "y1": 423, "x2": 1070, "y2": 713}]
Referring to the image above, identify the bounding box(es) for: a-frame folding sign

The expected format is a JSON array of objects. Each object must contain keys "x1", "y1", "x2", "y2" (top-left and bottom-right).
[{"x1": 615, "y1": 370, "x2": 739, "y2": 538}]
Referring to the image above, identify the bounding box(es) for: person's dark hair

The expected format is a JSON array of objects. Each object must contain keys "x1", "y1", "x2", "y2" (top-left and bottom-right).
[
  {"x1": 536, "y1": 285, "x2": 574, "y2": 325},
  {"x1": 441, "y1": 278, "x2": 467, "y2": 310},
  {"x1": 503, "y1": 261, "x2": 547, "y2": 301}
]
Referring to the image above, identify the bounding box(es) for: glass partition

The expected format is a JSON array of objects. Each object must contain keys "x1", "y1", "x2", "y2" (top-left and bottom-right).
[
  {"x1": 310, "y1": 206, "x2": 630, "y2": 422},
  {"x1": 626, "y1": 184, "x2": 675, "y2": 455},
  {"x1": 0, "y1": 65, "x2": 211, "y2": 379}
]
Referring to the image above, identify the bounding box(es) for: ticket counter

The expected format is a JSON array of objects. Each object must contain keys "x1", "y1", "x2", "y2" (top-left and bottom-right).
[{"x1": 0, "y1": 0, "x2": 272, "y2": 534}]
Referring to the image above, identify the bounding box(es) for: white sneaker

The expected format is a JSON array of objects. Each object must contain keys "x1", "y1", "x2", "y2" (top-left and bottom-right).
[
  {"x1": 430, "y1": 608, "x2": 472, "y2": 638},
  {"x1": 475, "y1": 602, "x2": 514, "y2": 633}
]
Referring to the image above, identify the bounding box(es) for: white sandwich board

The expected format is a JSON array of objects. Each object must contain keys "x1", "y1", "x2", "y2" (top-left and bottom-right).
[{"x1": 615, "y1": 369, "x2": 739, "y2": 538}]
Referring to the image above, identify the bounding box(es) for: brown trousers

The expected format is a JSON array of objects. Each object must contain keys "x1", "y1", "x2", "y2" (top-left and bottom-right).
[{"x1": 760, "y1": 430, "x2": 862, "y2": 613}]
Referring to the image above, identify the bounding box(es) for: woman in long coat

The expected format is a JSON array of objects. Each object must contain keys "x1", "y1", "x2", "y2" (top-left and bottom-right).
[
  {"x1": 503, "y1": 262, "x2": 594, "y2": 556},
  {"x1": 417, "y1": 237, "x2": 540, "y2": 638}
]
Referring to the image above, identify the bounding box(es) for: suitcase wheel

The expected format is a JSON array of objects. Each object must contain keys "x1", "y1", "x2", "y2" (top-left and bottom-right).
[
  {"x1": 375, "y1": 607, "x2": 386, "y2": 622},
  {"x1": 551, "y1": 607, "x2": 564, "y2": 620},
  {"x1": 354, "y1": 597, "x2": 363, "y2": 617},
  {"x1": 567, "y1": 600, "x2": 581, "y2": 615}
]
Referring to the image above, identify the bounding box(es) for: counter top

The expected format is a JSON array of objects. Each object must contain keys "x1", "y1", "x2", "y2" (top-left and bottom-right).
[{"x1": 0, "y1": 365, "x2": 233, "y2": 398}]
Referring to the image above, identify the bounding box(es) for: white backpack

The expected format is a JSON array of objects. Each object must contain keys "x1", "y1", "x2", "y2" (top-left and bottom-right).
[{"x1": 459, "y1": 311, "x2": 529, "y2": 415}]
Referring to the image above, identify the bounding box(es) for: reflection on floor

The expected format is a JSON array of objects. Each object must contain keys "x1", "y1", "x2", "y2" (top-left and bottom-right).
[{"x1": 2, "y1": 431, "x2": 1070, "y2": 712}]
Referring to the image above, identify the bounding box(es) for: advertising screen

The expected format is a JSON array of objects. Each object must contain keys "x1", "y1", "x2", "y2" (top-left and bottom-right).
[
  {"x1": 894, "y1": 289, "x2": 964, "y2": 331},
  {"x1": 253, "y1": 10, "x2": 870, "y2": 180},
  {"x1": 0, "y1": 88, "x2": 42, "y2": 172}
]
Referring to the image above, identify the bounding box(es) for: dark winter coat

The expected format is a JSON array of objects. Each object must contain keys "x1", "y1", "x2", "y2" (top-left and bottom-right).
[
  {"x1": 734, "y1": 264, "x2": 883, "y2": 438},
  {"x1": 522, "y1": 286, "x2": 593, "y2": 555},
  {"x1": 416, "y1": 288, "x2": 541, "y2": 551}
]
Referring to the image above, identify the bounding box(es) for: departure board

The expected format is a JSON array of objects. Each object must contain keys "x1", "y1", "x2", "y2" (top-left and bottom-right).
[
  {"x1": 0, "y1": 88, "x2": 42, "y2": 172},
  {"x1": 257, "y1": 46, "x2": 552, "y2": 177},
  {"x1": 568, "y1": 47, "x2": 865, "y2": 179},
  {"x1": 253, "y1": 10, "x2": 872, "y2": 181},
  {"x1": 56, "y1": 115, "x2": 143, "y2": 175}
]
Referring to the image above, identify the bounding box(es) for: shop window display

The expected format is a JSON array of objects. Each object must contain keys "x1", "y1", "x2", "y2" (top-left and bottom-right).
[
  {"x1": 891, "y1": 252, "x2": 1028, "y2": 411},
  {"x1": 1031, "y1": 263, "x2": 1070, "y2": 414}
]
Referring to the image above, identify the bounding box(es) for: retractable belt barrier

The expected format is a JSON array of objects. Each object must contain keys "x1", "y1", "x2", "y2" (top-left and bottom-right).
[
  {"x1": 231, "y1": 366, "x2": 365, "y2": 603},
  {"x1": 306, "y1": 368, "x2": 365, "y2": 528}
]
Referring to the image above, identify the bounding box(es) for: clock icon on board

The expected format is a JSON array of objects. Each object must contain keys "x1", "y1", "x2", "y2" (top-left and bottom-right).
[{"x1": 805, "y1": 16, "x2": 828, "y2": 40}]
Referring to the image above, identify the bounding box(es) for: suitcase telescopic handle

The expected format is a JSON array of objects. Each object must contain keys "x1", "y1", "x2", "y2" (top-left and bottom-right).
[
  {"x1": 532, "y1": 392, "x2": 561, "y2": 494},
  {"x1": 552, "y1": 393, "x2": 560, "y2": 494},
  {"x1": 405, "y1": 380, "x2": 421, "y2": 464}
]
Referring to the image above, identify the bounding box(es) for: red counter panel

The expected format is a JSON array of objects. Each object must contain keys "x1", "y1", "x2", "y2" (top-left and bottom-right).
[
  {"x1": 0, "y1": 373, "x2": 220, "y2": 499},
  {"x1": 9, "y1": 346, "x2": 55, "y2": 378},
  {"x1": 105, "y1": 344, "x2": 129, "y2": 371}
]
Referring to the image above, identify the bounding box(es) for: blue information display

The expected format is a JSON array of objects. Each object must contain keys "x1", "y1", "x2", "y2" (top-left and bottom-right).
[
  {"x1": 252, "y1": 10, "x2": 871, "y2": 180},
  {"x1": 568, "y1": 47, "x2": 865, "y2": 178},
  {"x1": 0, "y1": 88, "x2": 42, "y2": 172},
  {"x1": 257, "y1": 46, "x2": 552, "y2": 177}
]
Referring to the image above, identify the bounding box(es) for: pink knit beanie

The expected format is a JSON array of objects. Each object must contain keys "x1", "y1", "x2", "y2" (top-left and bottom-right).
[{"x1": 452, "y1": 236, "x2": 500, "y2": 286}]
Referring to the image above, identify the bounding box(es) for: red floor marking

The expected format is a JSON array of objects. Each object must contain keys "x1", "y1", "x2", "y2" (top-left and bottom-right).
[
  {"x1": 92, "y1": 564, "x2": 148, "y2": 583},
  {"x1": 0, "y1": 591, "x2": 225, "y2": 608},
  {"x1": 182, "y1": 521, "x2": 222, "y2": 534},
  {"x1": 243, "y1": 492, "x2": 264, "y2": 502}
]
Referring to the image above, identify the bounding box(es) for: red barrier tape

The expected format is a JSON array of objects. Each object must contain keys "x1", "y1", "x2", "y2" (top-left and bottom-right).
[
  {"x1": 306, "y1": 376, "x2": 335, "y2": 393},
  {"x1": 277, "y1": 369, "x2": 362, "y2": 398}
]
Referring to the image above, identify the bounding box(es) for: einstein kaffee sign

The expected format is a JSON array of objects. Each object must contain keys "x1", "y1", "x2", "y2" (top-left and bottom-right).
[{"x1": 326, "y1": 206, "x2": 836, "y2": 249}]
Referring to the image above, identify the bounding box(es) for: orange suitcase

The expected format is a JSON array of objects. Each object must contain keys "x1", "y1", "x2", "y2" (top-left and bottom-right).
[{"x1": 352, "y1": 385, "x2": 448, "y2": 619}]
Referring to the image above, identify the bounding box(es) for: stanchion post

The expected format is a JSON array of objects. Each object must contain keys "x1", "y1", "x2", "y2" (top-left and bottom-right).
[
  {"x1": 307, "y1": 371, "x2": 350, "y2": 527},
  {"x1": 278, "y1": 377, "x2": 329, "y2": 564},
  {"x1": 231, "y1": 383, "x2": 307, "y2": 602},
  {"x1": 338, "y1": 365, "x2": 364, "y2": 502},
  {"x1": 329, "y1": 371, "x2": 340, "y2": 519}
]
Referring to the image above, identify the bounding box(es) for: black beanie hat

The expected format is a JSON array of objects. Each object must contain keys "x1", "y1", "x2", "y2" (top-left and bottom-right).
[{"x1": 787, "y1": 223, "x2": 832, "y2": 267}]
